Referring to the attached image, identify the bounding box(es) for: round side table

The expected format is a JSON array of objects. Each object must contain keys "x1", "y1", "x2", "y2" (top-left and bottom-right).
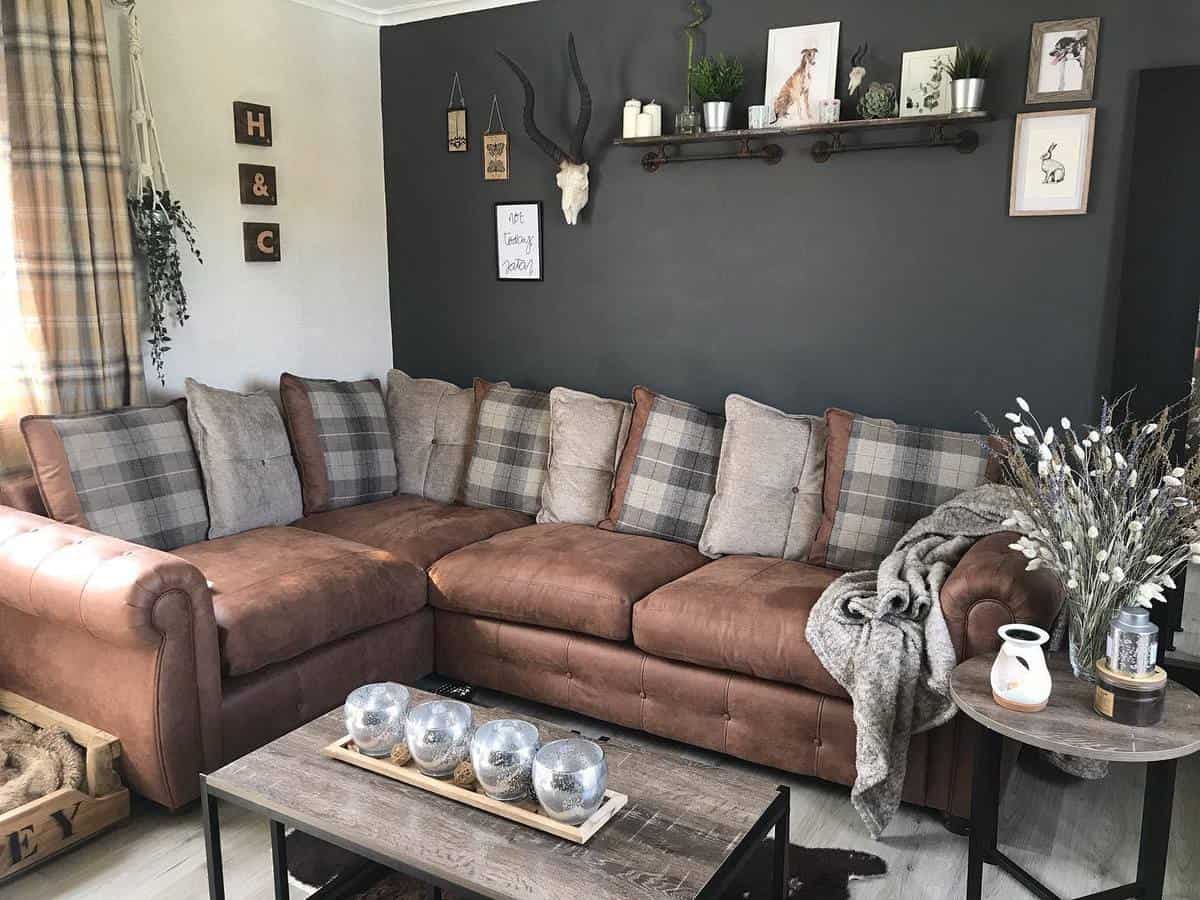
[{"x1": 950, "y1": 653, "x2": 1200, "y2": 900}]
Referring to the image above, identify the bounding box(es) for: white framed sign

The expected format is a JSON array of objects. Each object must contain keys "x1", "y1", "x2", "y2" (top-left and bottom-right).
[{"x1": 495, "y1": 201, "x2": 543, "y2": 281}]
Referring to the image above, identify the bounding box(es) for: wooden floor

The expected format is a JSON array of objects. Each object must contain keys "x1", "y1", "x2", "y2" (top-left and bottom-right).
[{"x1": 4, "y1": 688, "x2": 1197, "y2": 900}]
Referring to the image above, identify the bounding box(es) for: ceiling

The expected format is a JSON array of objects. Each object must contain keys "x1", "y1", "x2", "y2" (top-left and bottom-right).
[{"x1": 284, "y1": 0, "x2": 539, "y2": 27}]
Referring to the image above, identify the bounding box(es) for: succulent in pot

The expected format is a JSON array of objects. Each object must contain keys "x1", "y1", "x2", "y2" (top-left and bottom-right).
[
  {"x1": 689, "y1": 53, "x2": 745, "y2": 132},
  {"x1": 947, "y1": 44, "x2": 992, "y2": 113}
]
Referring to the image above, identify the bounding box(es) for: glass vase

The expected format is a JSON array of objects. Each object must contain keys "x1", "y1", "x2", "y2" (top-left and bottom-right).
[
  {"x1": 1068, "y1": 617, "x2": 1107, "y2": 684},
  {"x1": 675, "y1": 105, "x2": 702, "y2": 136}
]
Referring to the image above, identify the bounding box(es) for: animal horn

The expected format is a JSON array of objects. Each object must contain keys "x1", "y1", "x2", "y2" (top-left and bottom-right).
[
  {"x1": 497, "y1": 49, "x2": 569, "y2": 165},
  {"x1": 851, "y1": 43, "x2": 868, "y2": 67},
  {"x1": 567, "y1": 33, "x2": 591, "y2": 165}
]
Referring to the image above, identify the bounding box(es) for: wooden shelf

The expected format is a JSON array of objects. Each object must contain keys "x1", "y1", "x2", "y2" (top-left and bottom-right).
[{"x1": 612, "y1": 111, "x2": 994, "y2": 170}]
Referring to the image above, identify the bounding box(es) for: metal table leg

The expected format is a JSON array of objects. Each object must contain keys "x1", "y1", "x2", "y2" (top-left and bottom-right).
[
  {"x1": 270, "y1": 819, "x2": 288, "y2": 900},
  {"x1": 966, "y1": 726, "x2": 1003, "y2": 900},
  {"x1": 772, "y1": 785, "x2": 791, "y2": 900},
  {"x1": 1136, "y1": 759, "x2": 1177, "y2": 900},
  {"x1": 201, "y1": 779, "x2": 225, "y2": 900}
]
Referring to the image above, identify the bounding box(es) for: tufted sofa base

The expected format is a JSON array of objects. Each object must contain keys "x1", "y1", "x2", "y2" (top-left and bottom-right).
[{"x1": 434, "y1": 609, "x2": 975, "y2": 817}]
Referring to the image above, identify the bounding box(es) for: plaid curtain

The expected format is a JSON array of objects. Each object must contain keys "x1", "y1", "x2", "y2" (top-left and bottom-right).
[{"x1": 0, "y1": 0, "x2": 145, "y2": 474}]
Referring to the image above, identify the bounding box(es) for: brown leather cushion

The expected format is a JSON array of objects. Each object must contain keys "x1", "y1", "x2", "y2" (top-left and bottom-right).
[
  {"x1": 0, "y1": 471, "x2": 45, "y2": 515},
  {"x1": 428, "y1": 523, "x2": 707, "y2": 641},
  {"x1": 174, "y1": 527, "x2": 425, "y2": 678},
  {"x1": 296, "y1": 494, "x2": 531, "y2": 570},
  {"x1": 633, "y1": 555, "x2": 848, "y2": 698}
]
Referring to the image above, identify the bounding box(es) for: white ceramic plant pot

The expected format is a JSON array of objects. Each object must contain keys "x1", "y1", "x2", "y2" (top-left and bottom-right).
[
  {"x1": 951, "y1": 78, "x2": 986, "y2": 113},
  {"x1": 990, "y1": 624, "x2": 1052, "y2": 713},
  {"x1": 702, "y1": 101, "x2": 733, "y2": 132}
]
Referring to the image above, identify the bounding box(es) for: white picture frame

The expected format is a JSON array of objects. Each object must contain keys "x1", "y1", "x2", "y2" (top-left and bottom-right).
[
  {"x1": 1009, "y1": 109, "x2": 1097, "y2": 217},
  {"x1": 494, "y1": 201, "x2": 543, "y2": 281},
  {"x1": 765, "y1": 22, "x2": 840, "y2": 127},
  {"x1": 899, "y1": 46, "x2": 957, "y2": 118}
]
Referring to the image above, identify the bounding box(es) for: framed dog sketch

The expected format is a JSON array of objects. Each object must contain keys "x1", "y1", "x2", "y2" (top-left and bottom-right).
[
  {"x1": 1009, "y1": 109, "x2": 1096, "y2": 217},
  {"x1": 899, "y1": 47, "x2": 957, "y2": 117},
  {"x1": 1026, "y1": 17, "x2": 1100, "y2": 104},
  {"x1": 495, "y1": 202, "x2": 542, "y2": 281},
  {"x1": 765, "y1": 22, "x2": 840, "y2": 127}
]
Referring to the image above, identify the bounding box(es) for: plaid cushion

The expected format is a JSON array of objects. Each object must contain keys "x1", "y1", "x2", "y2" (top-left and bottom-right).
[
  {"x1": 823, "y1": 414, "x2": 990, "y2": 571},
  {"x1": 613, "y1": 394, "x2": 724, "y2": 545},
  {"x1": 463, "y1": 385, "x2": 550, "y2": 514},
  {"x1": 51, "y1": 404, "x2": 209, "y2": 550},
  {"x1": 304, "y1": 379, "x2": 397, "y2": 510}
]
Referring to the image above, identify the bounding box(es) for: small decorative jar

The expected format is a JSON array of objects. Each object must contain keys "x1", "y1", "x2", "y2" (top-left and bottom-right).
[
  {"x1": 1094, "y1": 659, "x2": 1167, "y2": 726},
  {"x1": 532, "y1": 738, "x2": 608, "y2": 825},
  {"x1": 675, "y1": 105, "x2": 702, "y2": 136},
  {"x1": 1107, "y1": 605, "x2": 1159, "y2": 677},
  {"x1": 343, "y1": 683, "x2": 410, "y2": 758},
  {"x1": 470, "y1": 719, "x2": 540, "y2": 801},
  {"x1": 406, "y1": 699, "x2": 474, "y2": 778}
]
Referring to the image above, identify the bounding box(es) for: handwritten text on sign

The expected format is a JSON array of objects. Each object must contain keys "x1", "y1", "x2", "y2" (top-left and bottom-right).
[{"x1": 496, "y1": 203, "x2": 542, "y2": 280}]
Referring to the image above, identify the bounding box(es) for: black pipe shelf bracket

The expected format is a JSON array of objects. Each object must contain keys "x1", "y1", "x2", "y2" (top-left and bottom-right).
[{"x1": 613, "y1": 111, "x2": 992, "y2": 172}]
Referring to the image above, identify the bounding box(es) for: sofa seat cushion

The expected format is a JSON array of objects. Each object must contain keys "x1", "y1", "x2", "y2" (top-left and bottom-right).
[
  {"x1": 632, "y1": 555, "x2": 847, "y2": 699},
  {"x1": 295, "y1": 494, "x2": 531, "y2": 570},
  {"x1": 173, "y1": 527, "x2": 425, "y2": 678},
  {"x1": 428, "y1": 523, "x2": 707, "y2": 641}
]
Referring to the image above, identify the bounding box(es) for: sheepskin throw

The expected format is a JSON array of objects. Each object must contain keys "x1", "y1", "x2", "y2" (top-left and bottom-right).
[{"x1": 0, "y1": 714, "x2": 86, "y2": 814}]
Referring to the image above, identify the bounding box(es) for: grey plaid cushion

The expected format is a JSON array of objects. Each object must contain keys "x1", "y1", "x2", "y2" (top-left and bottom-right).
[
  {"x1": 824, "y1": 413, "x2": 990, "y2": 571},
  {"x1": 613, "y1": 393, "x2": 724, "y2": 546},
  {"x1": 305, "y1": 378, "x2": 397, "y2": 510},
  {"x1": 51, "y1": 404, "x2": 209, "y2": 550},
  {"x1": 463, "y1": 385, "x2": 550, "y2": 514}
]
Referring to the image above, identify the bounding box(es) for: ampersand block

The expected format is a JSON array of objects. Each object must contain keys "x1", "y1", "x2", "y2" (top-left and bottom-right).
[{"x1": 238, "y1": 164, "x2": 278, "y2": 206}]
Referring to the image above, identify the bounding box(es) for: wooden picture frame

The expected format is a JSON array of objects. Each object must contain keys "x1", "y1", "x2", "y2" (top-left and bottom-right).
[
  {"x1": 1026, "y1": 17, "x2": 1101, "y2": 104},
  {"x1": 483, "y1": 132, "x2": 510, "y2": 181},
  {"x1": 495, "y1": 201, "x2": 543, "y2": 282},
  {"x1": 233, "y1": 101, "x2": 273, "y2": 146},
  {"x1": 238, "y1": 163, "x2": 278, "y2": 205},
  {"x1": 448, "y1": 107, "x2": 468, "y2": 153},
  {"x1": 1009, "y1": 108, "x2": 1096, "y2": 217},
  {"x1": 243, "y1": 222, "x2": 282, "y2": 261}
]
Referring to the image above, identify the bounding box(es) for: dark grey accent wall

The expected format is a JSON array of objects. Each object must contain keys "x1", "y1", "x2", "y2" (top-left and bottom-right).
[{"x1": 382, "y1": 2, "x2": 1198, "y2": 431}]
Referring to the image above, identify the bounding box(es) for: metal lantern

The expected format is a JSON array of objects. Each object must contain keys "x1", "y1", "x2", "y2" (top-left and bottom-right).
[{"x1": 1106, "y1": 605, "x2": 1159, "y2": 677}]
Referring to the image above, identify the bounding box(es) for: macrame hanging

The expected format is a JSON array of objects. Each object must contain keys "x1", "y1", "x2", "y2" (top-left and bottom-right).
[{"x1": 118, "y1": 6, "x2": 202, "y2": 384}]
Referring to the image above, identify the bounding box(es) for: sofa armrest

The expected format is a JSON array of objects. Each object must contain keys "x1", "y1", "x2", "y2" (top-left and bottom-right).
[
  {"x1": 0, "y1": 507, "x2": 223, "y2": 808},
  {"x1": 940, "y1": 531, "x2": 1064, "y2": 661}
]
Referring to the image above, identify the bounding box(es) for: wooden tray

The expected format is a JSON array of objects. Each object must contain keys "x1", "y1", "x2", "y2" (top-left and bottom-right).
[
  {"x1": 321, "y1": 735, "x2": 627, "y2": 844},
  {"x1": 0, "y1": 689, "x2": 131, "y2": 884}
]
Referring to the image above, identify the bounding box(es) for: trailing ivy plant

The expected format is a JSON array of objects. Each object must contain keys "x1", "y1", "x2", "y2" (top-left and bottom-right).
[{"x1": 127, "y1": 188, "x2": 202, "y2": 384}]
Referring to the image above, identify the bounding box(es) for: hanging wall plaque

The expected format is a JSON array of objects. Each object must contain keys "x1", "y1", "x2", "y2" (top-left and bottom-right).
[
  {"x1": 483, "y1": 94, "x2": 510, "y2": 181},
  {"x1": 447, "y1": 72, "x2": 468, "y2": 153}
]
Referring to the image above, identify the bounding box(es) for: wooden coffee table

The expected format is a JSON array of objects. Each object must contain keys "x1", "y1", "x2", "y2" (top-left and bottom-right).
[
  {"x1": 950, "y1": 653, "x2": 1200, "y2": 900},
  {"x1": 201, "y1": 687, "x2": 791, "y2": 899}
]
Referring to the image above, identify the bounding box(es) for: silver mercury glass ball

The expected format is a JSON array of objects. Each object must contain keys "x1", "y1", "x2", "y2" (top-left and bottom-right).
[
  {"x1": 343, "y1": 683, "x2": 410, "y2": 758},
  {"x1": 470, "y1": 719, "x2": 540, "y2": 802},
  {"x1": 532, "y1": 738, "x2": 608, "y2": 825},
  {"x1": 405, "y1": 699, "x2": 474, "y2": 778}
]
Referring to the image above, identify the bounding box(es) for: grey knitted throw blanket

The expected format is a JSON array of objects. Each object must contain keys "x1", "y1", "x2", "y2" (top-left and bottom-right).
[{"x1": 805, "y1": 483, "x2": 1021, "y2": 838}]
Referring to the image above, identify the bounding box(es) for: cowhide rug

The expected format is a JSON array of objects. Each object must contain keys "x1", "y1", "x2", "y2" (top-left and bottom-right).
[{"x1": 288, "y1": 831, "x2": 886, "y2": 900}]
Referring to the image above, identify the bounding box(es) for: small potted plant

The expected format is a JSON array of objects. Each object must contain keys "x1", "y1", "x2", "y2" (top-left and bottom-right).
[
  {"x1": 689, "y1": 53, "x2": 745, "y2": 132},
  {"x1": 948, "y1": 45, "x2": 992, "y2": 113}
]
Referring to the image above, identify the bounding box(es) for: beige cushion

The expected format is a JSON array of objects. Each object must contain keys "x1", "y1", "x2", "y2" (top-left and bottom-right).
[
  {"x1": 185, "y1": 378, "x2": 302, "y2": 539},
  {"x1": 538, "y1": 387, "x2": 632, "y2": 526},
  {"x1": 386, "y1": 370, "x2": 482, "y2": 504},
  {"x1": 698, "y1": 394, "x2": 826, "y2": 560}
]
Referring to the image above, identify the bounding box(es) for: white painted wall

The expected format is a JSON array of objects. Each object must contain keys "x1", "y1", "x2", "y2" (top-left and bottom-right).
[{"x1": 103, "y1": 0, "x2": 391, "y2": 399}]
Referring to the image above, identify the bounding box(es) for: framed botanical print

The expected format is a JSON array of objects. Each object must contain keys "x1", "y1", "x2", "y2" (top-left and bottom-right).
[
  {"x1": 1009, "y1": 109, "x2": 1097, "y2": 217},
  {"x1": 1026, "y1": 17, "x2": 1101, "y2": 104},
  {"x1": 899, "y1": 47, "x2": 957, "y2": 118}
]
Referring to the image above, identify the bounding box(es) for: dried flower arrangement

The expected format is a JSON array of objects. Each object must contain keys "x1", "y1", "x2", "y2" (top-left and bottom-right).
[{"x1": 985, "y1": 395, "x2": 1200, "y2": 680}]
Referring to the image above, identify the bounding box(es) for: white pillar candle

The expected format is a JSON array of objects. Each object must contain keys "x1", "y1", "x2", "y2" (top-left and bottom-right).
[
  {"x1": 635, "y1": 111, "x2": 654, "y2": 138},
  {"x1": 622, "y1": 99, "x2": 642, "y2": 139},
  {"x1": 643, "y1": 100, "x2": 662, "y2": 137}
]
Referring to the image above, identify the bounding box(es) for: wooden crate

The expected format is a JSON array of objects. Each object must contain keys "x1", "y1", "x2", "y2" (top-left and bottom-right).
[{"x1": 0, "y1": 689, "x2": 130, "y2": 884}]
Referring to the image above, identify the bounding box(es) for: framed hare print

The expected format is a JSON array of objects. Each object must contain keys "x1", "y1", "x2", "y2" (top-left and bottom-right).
[{"x1": 1010, "y1": 109, "x2": 1097, "y2": 216}]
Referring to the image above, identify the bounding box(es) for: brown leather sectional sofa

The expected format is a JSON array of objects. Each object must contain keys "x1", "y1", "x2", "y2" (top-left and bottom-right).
[{"x1": 0, "y1": 469, "x2": 1061, "y2": 817}]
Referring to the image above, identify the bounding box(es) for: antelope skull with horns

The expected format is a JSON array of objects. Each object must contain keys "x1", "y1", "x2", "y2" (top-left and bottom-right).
[{"x1": 497, "y1": 34, "x2": 592, "y2": 225}]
